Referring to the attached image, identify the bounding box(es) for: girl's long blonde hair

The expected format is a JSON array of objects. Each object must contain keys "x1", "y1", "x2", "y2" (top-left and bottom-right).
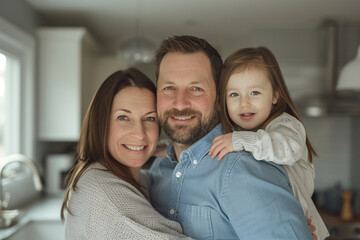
[
  {"x1": 60, "y1": 68, "x2": 157, "y2": 221},
  {"x1": 218, "y1": 47, "x2": 317, "y2": 163}
]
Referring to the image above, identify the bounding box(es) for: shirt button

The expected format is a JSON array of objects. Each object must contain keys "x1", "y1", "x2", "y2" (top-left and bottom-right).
[
  {"x1": 169, "y1": 209, "x2": 175, "y2": 215},
  {"x1": 175, "y1": 172, "x2": 182, "y2": 178},
  {"x1": 193, "y1": 160, "x2": 198, "y2": 165}
]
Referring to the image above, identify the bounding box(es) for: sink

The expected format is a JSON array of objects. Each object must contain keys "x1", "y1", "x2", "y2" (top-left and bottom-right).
[{"x1": 0, "y1": 209, "x2": 20, "y2": 228}]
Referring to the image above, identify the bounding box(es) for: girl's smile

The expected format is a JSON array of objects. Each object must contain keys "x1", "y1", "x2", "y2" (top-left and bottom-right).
[{"x1": 239, "y1": 112, "x2": 256, "y2": 120}]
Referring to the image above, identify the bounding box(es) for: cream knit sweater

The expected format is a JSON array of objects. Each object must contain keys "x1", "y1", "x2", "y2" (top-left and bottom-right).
[
  {"x1": 64, "y1": 163, "x2": 191, "y2": 240},
  {"x1": 232, "y1": 112, "x2": 329, "y2": 240}
]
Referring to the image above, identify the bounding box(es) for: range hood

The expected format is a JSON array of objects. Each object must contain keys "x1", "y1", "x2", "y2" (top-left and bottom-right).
[{"x1": 296, "y1": 21, "x2": 360, "y2": 117}]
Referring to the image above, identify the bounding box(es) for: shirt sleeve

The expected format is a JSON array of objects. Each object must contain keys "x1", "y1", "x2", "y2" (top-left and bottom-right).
[
  {"x1": 221, "y1": 152, "x2": 313, "y2": 239},
  {"x1": 232, "y1": 113, "x2": 307, "y2": 166}
]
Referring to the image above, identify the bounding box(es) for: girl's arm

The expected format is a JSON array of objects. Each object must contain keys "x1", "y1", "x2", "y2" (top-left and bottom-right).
[
  {"x1": 233, "y1": 113, "x2": 307, "y2": 165},
  {"x1": 210, "y1": 113, "x2": 307, "y2": 164}
]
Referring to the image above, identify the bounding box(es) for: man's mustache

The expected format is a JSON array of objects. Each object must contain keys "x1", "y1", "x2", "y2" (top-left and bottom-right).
[{"x1": 162, "y1": 109, "x2": 201, "y2": 118}]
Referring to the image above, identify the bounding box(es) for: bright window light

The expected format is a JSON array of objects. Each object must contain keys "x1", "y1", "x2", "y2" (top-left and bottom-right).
[{"x1": 0, "y1": 52, "x2": 5, "y2": 157}]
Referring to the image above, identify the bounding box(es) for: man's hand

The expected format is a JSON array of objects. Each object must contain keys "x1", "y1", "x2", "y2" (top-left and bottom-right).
[
  {"x1": 307, "y1": 218, "x2": 317, "y2": 240},
  {"x1": 209, "y1": 133, "x2": 234, "y2": 160}
]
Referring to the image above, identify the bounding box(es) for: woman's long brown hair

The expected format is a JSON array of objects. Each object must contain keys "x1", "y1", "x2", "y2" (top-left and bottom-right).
[
  {"x1": 218, "y1": 47, "x2": 318, "y2": 163},
  {"x1": 60, "y1": 68, "x2": 157, "y2": 221}
]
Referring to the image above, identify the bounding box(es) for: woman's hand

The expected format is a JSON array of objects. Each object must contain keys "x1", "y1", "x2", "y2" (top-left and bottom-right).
[
  {"x1": 307, "y1": 218, "x2": 317, "y2": 240},
  {"x1": 209, "y1": 133, "x2": 234, "y2": 160}
]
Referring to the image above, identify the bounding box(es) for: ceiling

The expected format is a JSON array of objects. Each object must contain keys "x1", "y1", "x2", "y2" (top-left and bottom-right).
[{"x1": 24, "y1": 0, "x2": 360, "y2": 54}]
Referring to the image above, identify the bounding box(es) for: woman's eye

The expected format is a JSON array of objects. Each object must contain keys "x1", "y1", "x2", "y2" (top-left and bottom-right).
[
  {"x1": 229, "y1": 92, "x2": 239, "y2": 97},
  {"x1": 192, "y1": 87, "x2": 202, "y2": 91},
  {"x1": 145, "y1": 116, "x2": 156, "y2": 122},
  {"x1": 250, "y1": 91, "x2": 260, "y2": 96},
  {"x1": 117, "y1": 115, "x2": 128, "y2": 121}
]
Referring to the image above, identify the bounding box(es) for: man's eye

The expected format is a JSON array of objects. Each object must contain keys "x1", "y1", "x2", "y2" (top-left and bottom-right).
[
  {"x1": 117, "y1": 115, "x2": 128, "y2": 120},
  {"x1": 250, "y1": 91, "x2": 260, "y2": 96},
  {"x1": 163, "y1": 86, "x2": 174, "y2": 91},
  {"x1": 229, "y1": 92, "x2": 239, "y2": 97}
]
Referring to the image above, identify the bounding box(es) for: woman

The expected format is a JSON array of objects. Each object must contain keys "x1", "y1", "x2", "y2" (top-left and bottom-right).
[{"x1": 61, "y1": 68, "x2": 191, "y2": 239}]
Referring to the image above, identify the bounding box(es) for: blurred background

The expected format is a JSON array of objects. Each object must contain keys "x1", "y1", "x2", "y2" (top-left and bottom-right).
[{"x1": 1, "y1": 0, "x2": 360, "y2": 239}]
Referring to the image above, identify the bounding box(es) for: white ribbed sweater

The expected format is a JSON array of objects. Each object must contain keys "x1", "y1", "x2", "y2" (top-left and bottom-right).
[{"x1": 64, "y1": 163, "x2": 191, "y2": 240}]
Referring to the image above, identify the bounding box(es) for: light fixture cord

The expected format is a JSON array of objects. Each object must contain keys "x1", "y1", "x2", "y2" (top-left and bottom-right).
[{"x1": 136, "y1": 0, "x2": 144, "y2": 42}]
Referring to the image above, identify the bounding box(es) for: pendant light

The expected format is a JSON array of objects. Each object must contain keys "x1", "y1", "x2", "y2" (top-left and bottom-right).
[
  {"x1": 116, "y1": 0, "x2": 155, "y2": 65},
  {"x1": 337, "y1": 45, "x2": 360, "y2": 92}
]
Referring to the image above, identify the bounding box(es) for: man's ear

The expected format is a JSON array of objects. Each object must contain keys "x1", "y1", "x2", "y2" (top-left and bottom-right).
[{"x1": 273, "y1": 91, "x2": 279, "y2": 104}]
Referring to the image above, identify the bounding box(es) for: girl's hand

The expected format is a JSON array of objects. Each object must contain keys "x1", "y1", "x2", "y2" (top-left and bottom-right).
[
  {"x1": 209, "y1": 133, "x2": 234, "y2": 161},
  {"x1": 307, "y1": 218, "x2": 317, "y2": 240}
]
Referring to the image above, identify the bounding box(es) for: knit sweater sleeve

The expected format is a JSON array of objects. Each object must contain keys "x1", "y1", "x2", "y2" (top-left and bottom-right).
[
  {"x1": 65, "y1": 163, "x2": 191, "y2": 240},
  {"x1": 232, "y1": 113, "x2": 307, "y2": 166}
]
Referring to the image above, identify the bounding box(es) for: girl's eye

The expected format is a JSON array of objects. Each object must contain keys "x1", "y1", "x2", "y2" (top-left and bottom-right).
[
  {"x1": 117, "y1": 115, "x2": 128, "y2": 121},
  {"x1": 229, "y1": 92, "x2": 239, "y2": 97},
  {"x1": 250, "y1": 91, "x2": 260, "y2": 96}
]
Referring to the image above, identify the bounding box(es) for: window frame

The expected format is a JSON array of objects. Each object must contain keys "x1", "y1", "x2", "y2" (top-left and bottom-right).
[{"x1": 0, "y1": 16, "x2": 35, "y2": 161}]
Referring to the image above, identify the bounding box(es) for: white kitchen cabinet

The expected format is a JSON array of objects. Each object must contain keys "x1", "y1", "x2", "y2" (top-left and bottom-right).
[{"x1": 37, "y1": 27, "x2": 99, "y2": 141}]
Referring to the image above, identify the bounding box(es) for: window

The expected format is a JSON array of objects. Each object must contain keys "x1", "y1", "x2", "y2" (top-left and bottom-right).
[
  {"x1": 0, "y1": 51, "x2": 21, "y2": 158},
  {"x1": 0, "y1": 17, "x2": 35, "y2": 160},
  {"x1": 0, "y1": 52, "x2": 5, "y2": 157}
]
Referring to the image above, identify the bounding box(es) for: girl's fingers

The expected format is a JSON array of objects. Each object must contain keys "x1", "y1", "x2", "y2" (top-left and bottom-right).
[
  {"x1": 211, "y1": 143, "x2": 227, "y2": 159},
  {"x1": 218, "y1": 150, "x2": 228, "y2": 161},
  {"x1": 209, "y1": 143, "x2": 217, "y2": 156},
  {"x1": 312, "y1": 233, "x2": 317, "y2": 240},
  {"x1": 210, "y1": 139, "x2": 225, "y2": 157}
]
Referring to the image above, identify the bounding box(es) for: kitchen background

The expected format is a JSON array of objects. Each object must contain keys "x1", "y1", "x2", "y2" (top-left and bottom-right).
[{"x1": 1, "y1": 0, "x2": 360, "y2": 239}]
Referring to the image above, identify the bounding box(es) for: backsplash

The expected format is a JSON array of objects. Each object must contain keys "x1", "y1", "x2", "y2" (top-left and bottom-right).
[{"x1": 302, "y1": 117, "x2": 354, "y2": 191}]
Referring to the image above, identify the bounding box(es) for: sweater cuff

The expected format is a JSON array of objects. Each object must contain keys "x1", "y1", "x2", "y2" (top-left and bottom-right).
[
  {"x1": 232, "y1": 131, "x2": 260, "y2": 153},
  {"x1": 232, "y1": 132, "x2": 244, "y2": 151}
]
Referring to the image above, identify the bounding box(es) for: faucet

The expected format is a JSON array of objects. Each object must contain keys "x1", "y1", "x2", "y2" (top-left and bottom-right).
[{"x1": 0, "y1": 154, "x2": 43, "y2": 211}]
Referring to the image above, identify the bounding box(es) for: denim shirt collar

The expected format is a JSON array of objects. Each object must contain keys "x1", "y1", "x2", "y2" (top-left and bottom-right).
[
  {"x1": 165, "y1": 124, "x2": 223, "y2": 165},
  {"x1": 165, "y1": 144, "x2": 177, "y2": 162}
]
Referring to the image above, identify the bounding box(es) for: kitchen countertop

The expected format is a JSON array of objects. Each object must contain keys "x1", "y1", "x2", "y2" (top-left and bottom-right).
[
  {"x1": 319, "y1": 209, "x2": 360, "y2": 239},
  {"x1": 0, "y1": 197, "x2": 63, "y2": 240},
  {"x1": 319, "y1": 209, "x2": 360, "y2": 225}
]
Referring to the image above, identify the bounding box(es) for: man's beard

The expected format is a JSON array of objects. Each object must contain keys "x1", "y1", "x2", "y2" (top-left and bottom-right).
[{"x1": 158, "y1": 108, "x2": 219, "y2": 145}]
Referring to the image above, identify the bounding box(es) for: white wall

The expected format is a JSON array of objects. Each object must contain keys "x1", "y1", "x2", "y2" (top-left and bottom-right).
[
  {"x1": 0, "y1": 0, "x2": 41, "y2": 35},
  {"x1": 303, "y1": 117, "x2": 352, "y2": 190},
  {"x1": 91, "y1": 55, "x2": 128, "y2": 92}
]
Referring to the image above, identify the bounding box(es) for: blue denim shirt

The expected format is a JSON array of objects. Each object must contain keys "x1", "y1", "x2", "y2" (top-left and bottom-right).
[{"x1": 150, "y1": 124, "x2": 312, "y2": 240}]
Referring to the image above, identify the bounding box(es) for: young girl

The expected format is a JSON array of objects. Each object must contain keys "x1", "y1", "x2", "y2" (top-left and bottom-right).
[{"x1": 209, "y1": 47, "x2": 329, "y2": 240}]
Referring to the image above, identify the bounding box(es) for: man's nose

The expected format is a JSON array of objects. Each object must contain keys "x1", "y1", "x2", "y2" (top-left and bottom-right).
[{"x1": 173, "y1": 90, "x2": 190, "y2": 110}]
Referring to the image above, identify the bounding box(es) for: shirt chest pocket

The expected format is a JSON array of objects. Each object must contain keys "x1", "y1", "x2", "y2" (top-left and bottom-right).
[{"x1": 177, "y1": 204, "x2": 213, "y2": 240}]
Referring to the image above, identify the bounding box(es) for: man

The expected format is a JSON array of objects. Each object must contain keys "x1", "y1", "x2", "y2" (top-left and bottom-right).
[{"x1": 149, "y1": 35, "x2": 313, "y2": 239}]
